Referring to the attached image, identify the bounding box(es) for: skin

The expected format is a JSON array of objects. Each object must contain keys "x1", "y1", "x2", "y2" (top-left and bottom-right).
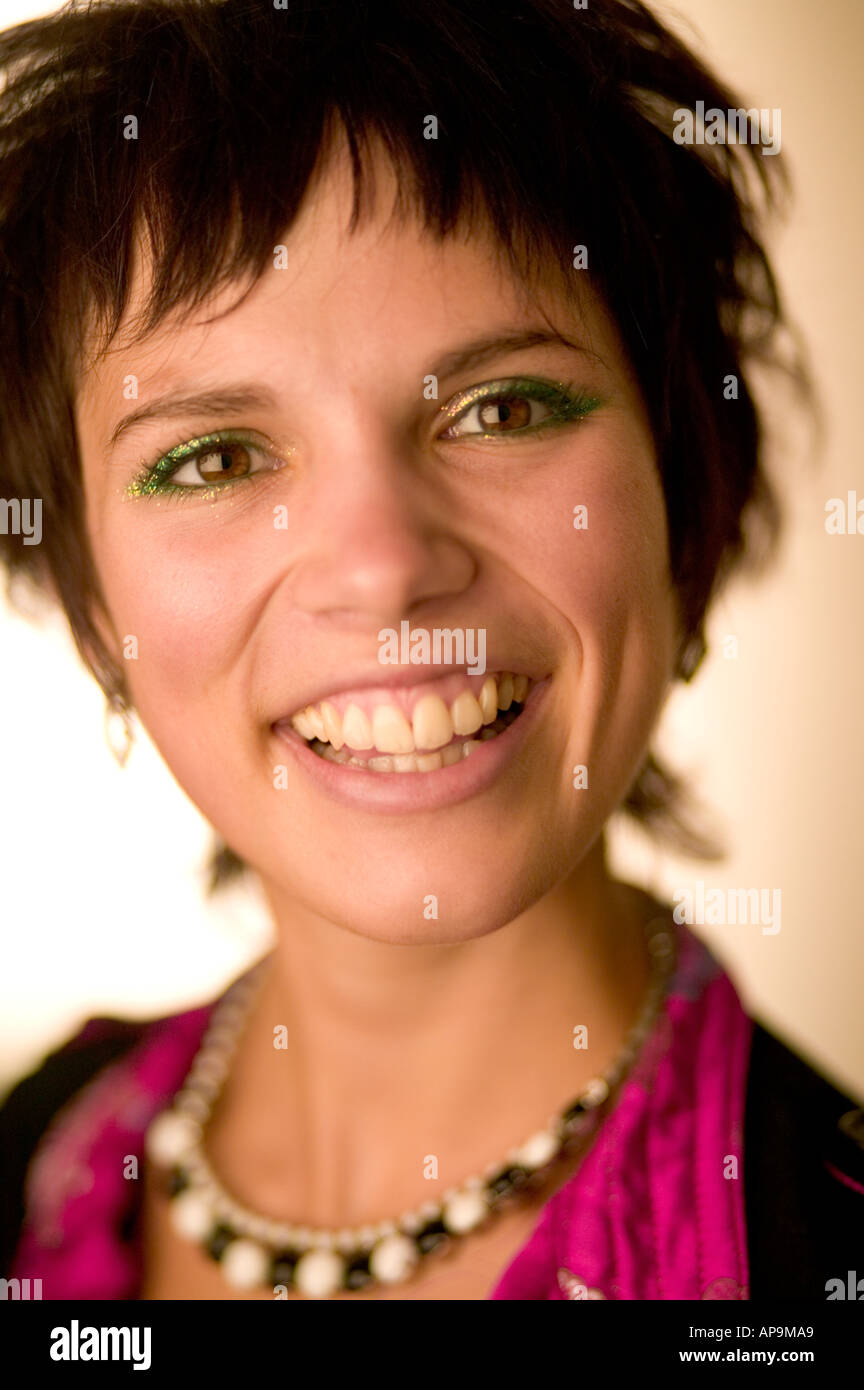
[{"x1": 76, "y1": 134, "x2": 681, "y2": 1297}]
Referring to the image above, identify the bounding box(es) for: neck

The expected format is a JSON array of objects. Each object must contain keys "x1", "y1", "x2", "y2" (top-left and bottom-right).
[{"x1": 207, "y1": 840, "x2": 657, "y2": 1228}]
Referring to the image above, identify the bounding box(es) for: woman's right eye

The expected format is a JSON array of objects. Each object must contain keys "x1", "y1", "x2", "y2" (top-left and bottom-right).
[
  {"x1": 127, "y1": 431, "x2": 287, "y2": 499},
  {"x1": 169, "y1": 441, "x2": 256, "y2": 486}
]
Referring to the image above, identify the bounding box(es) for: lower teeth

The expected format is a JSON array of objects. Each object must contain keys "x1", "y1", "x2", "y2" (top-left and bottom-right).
[{"x1": 308, "y1": 704, "x2": 523, "y2": 772}]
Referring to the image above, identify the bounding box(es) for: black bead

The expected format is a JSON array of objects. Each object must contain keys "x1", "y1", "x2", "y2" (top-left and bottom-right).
[
  {"x1": 344, "y1": 1252, "x2": 374, "y2": 1291},
  {"x1": 486, "y1": 1165, "x2": 529, "y2": 1200},
  {"x1": 415, "y1": 1218, "x2": 450, "y2": 1255},
  {"x1": 119, "y1": 1202, "x2": 141, "y2": 1244},
  {"x1": 205, "y1": 1224, "x2": 236, "y2": 1261},
  {"x1": 271, "y1": 1251, "x2": 300, "y2": 1287},
  {"x1": 563, "y1": 1099, "x2": 587, "y2": 1126},
  {"x1": 167, "y1": 1166, "x2": 190, "y2": 1197}
]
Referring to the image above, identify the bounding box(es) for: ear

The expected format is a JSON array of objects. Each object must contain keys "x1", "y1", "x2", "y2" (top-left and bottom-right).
[{"x1": 675, "y1": 630, "x2": 707, "y2": 682}]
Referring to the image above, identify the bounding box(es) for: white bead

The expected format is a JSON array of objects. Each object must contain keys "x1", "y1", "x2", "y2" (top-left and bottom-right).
[
  {"x1": 272, "y1": 1225, "x2": 298, "y2": 1247},
  {"x1": 170, "y1": 1189, "x2": 215, "y2": 1242},
  {"x1": 212, "y1": 1004, "x2": 245, "y2": 1029},
  {"x1": 190, "y1": 1054, "x2": 227, "y2": 1083},
  {"x1": 369, "y1": 1233, "x2": 419, "y2": 1284},
  {"x1": 175, "y1": 1092, "x2": 211, "y2": 1123},
  {"x1": 442, "y1": 1189, "x2": 489, "y2": 1235},
  {"x1": 146, "y1": 1111, "x2": 200, "y2": 1165},
  {"x1": 217, "y1": 1198, "x2": 242, "y2": 1224},
  {"x1": 582, "y1": 1078, "x2": 609, "y2": 1107},
  {"x1": 512, "y1": 1128, "x2": 559, "y2": 1171},
  {"x1": 294, "y1": 1248, "x2": 346, "y2": 1299},
  {"x1": 221, "y1": 1238, "x2": 271, "y2": 1290},
  {"x1": 182, "y1": 1155, "x2": 210, "y2": 1185},
  {"x1": 202, "y1": 1027, "x2": 238, "y2": 1052}
]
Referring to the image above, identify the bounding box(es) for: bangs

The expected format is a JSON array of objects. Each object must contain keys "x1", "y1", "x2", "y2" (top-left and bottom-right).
[
  {"x1": 1, "y1": 1, "x2": 781, "y2": 430},
  {"x1": 17, "y1": 0, "x2": 613, "y2": 362}
]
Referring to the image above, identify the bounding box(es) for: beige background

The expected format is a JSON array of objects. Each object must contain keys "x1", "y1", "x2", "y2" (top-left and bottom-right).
[{"x1": 1, "y1": 0, "x2": 862, "y2": 1097}]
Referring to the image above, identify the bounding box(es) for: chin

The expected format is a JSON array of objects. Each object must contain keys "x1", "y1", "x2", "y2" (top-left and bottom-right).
[{"x1": 254, "y1": 837, "x2": 570, "y2": 945}]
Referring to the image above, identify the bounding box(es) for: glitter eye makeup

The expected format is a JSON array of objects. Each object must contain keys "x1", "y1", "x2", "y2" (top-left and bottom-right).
[
  {"x1": 124, "y1": 377, "x2": 603, "y2": 503},
  {"x1": 438, "y1": 377, "x2": 604, "y2": 442},
  {"x1": 125, "y1": 430, "x2": 288, "y2": 500}
]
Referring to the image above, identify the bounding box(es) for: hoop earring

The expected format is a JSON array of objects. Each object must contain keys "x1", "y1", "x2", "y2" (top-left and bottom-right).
[
  {"x1": 103, "y1": 697, "x2": 135, "y2": 768},
  {"x1": 676, "y1": 631, "x2": 707, "y2": 683}
]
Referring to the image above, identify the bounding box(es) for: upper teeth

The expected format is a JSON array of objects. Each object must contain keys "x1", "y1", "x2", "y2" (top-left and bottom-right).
[{"x1": 289, "y1": 673, "x2": 530, "y2": 754}]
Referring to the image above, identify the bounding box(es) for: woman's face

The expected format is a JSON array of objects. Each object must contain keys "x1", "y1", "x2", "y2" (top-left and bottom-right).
[{"x1": 76, "y1": 144, "x2": 678, "y2": 944}]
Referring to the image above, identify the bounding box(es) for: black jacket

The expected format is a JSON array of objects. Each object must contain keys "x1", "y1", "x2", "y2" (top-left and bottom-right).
[{"x1": 1, "y1": 1015, "x2": 863, "y2": 1298}]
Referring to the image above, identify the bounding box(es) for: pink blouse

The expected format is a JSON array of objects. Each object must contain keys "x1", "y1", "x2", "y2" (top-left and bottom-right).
[{"x1": 11, "y1": 922, "x2": 751, "y2": 1299}]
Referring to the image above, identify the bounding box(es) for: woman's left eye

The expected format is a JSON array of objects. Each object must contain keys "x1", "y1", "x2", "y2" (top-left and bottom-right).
[
  {"x1": 128, "y1": 433, "x2": 282, "y2": 497},
  {"x1": 438, "y1": 378, "x2": 601, "y2": 441}
]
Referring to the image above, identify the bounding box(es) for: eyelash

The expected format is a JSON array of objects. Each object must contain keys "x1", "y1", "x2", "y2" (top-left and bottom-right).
[
  {"x1": 125, "y1": 378, "x2": 603, "y2": 501},
  {"x1": 438, "y1": 377, "x2": 602, "y2": 443},
  {"x1": 125, "y1": 430, "x2": 280, "y2": 503}
]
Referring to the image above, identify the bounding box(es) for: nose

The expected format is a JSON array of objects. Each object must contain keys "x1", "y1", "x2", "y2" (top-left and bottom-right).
[{"x1": 285, "y1": 433, "x2": 477, "y2": 633}]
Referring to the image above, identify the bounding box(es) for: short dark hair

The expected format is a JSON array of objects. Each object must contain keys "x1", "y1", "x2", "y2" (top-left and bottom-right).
[{"x1": 0, "y1": 0, "x2": 807, "y2": 883}]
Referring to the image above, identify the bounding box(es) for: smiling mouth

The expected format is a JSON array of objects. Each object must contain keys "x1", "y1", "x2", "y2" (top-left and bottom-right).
[{"x1": 282, "y1": 671, "x2": 533, "y2": 773}]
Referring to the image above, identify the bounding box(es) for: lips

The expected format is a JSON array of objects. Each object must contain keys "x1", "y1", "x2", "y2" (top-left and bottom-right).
[
  {"x1": 274, "y1": 670, "x2": 533, "y2": 772},
  {"x1": 273, "y1": 675, "x2": 549, "y2": 810}
]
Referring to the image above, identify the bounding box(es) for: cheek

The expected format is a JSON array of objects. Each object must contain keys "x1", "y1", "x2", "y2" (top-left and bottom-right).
[
  {"x1": 90, "y1": 512, "x2": 262, "y2": 704},
  {"x1": 495, "y1": 429, "x2": 673, "y2": 653},
  {"x1": 570, "y1": 464, "x2": 674, "y2": 684},
  {"x1": 488, "y1": 430, "x2": 676, "y2": 803},
  {"x1": 90, "y1": 512, "x2": 273, "y2": 827}
]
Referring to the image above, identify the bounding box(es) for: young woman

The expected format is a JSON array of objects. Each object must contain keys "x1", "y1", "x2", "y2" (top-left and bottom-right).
[{"x1": 0, "y1": 0, "x2": 861, "y2": 1301}]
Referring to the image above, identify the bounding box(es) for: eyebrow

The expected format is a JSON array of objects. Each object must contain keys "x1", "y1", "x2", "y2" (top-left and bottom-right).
[
  {"x1": 105, "y1": 327, "x2": 596, "y2": 452},
  {"x1": 106, "y1": 386, "x2": 279, "y2": 453},
  {"x1": 431, "y1": 327, "x2": 597, "y2": 380}
]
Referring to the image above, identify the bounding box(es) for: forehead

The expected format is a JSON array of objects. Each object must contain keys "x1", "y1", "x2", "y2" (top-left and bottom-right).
[{"x1": 75, "y1": 135, "x2": 606, "y2": 421}]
